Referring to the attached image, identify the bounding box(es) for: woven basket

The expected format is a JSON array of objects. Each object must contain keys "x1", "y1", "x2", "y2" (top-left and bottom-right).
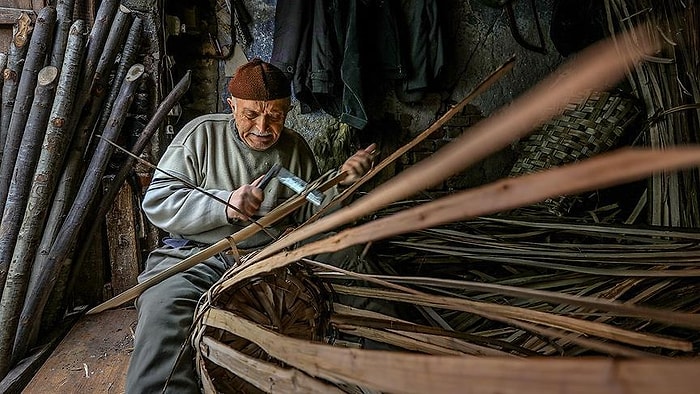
[
  {"x1": 192, "y1": 263, "x2": 332, "y2": 393},
  {"x1": 509, "y1": 91, "x2": 640, "y2": 215}
]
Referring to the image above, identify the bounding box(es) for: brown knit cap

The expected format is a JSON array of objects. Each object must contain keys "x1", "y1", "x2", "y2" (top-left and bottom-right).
[{"x1": 227, "y1": 58, "x2": 291, "y2": 100}]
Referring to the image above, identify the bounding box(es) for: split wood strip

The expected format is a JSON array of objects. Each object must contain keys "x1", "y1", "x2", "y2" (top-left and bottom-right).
[
  {"x1": 482, "y1": 216, "x2": 700, "y2": 240},
  {"x1": 220, "y1": 150, "x2": 700, "y2": 303},
  {"x1": 243, "y1": 23, "x2": 661, "y2": 266},
  {"x1": 203, "y1": 308, "x2": 700, "y2": 394},
  {"x1": 200, "y1": 336, "x2": 344, "y2": 394},
  {"x1": 86, "y1": 173, "x2": 346, "y2": 315},
  {"x1": 332, "y1": 304, "x2": 514, "y2": 357},
  {"x1": 304, "y1": 260, "x2": 693, "y2": 350},
  {"x1": 325, "y1": 271, "x2": 700, "y2": 328},
  {"x1": 16, "y1": 65, "x2": 145, "y2": 362},
  {"x1": 332, "y1": 284, "x2": 690, "y2": 351}
]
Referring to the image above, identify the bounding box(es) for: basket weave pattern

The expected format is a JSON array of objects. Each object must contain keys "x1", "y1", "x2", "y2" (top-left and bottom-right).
[
  {"x1": 193, "y1": 263, "x2": 332, "y2": 393},
  {"x1": 509, "y1": 91, "x2": 640, "y2": 215}
]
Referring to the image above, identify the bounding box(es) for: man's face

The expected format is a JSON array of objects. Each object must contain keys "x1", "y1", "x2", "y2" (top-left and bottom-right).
[{"x1": 228, "y1": 96, "x2": 291, "y2": 151}]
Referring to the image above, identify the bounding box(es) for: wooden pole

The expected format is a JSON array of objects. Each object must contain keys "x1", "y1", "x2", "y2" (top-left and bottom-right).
[
  {"x1": 94, "y1": 16, "x2": 143, "y2": 139},
  {"x1": 0, "y1": 66, "x2": 58, "y2": 287},
  {"x1": 0, "y1": 13, "x2": 32, "y2": 164},
  {"x1": 18, "y1": 64, "x2": 144, "y2": 357},
  {"x1": 48, "y1": 0, "x2": 76, "y2": 70},
  {"x1": 10, "y1": 22, "x2": 87, "y2": 362},
  {"x1": 43, "y1": 16, "x2": 143, "y2": 328},
  {"x1": 0, "y1": 65, "x2": 59, "y2": 379},
  {"x1": 76, "y1": 4, "x2": 133, "y2": 162},
  {"x1": 0, "y1": 6, "x2": 56, "y2": 221},
  {"x1": 47, "y1": 5, "x2": 131, "y2": 248}
]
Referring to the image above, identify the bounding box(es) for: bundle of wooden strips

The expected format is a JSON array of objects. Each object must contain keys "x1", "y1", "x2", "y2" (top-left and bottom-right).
[{"x1": 604, "y1": 0, "x2": 700, "y2": 227}]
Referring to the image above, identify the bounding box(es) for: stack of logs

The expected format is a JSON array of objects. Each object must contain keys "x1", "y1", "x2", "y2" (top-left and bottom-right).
[{"x1": 0, "y1": 0, "x2": 188, "y2": 387}]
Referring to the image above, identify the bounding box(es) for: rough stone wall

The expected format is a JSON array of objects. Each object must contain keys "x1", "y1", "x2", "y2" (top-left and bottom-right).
[{"x1": 133, "y1": 0, "x2": 566, "y2": 193}]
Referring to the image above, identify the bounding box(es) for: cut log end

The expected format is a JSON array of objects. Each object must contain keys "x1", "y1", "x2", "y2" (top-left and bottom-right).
[
  {"x1": 126, "y1": 64, "x2": 145, "y2": 82},
  {"x1": 37, "y1": 66, "x2": 59, "y2": 85},
  {"x1": 119, "y1": 4, "x2": 132, "y2": 14}
]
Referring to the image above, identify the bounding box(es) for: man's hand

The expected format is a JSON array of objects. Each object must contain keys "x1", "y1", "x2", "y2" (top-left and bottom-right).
[
  {"x1": 339, "y1": 143, "x2": 377, "y2": 186},
  {"x1": 226, "y1": 175, "x2": 265, "y2": 222}
]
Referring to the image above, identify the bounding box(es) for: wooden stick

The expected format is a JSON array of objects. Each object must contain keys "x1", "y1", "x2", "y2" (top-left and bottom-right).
[
  {"x1": 0, "y1": 8, "x2": 55, "y2": 285},
  {"x1": 0, "y1": 53, "x2": 7, "y2": 128},
  {"x1": 0, "y1": 7, "x2": 56, "y2": 220},
  {"x1": 0, "y1": 12, "x2": 32, "y2": 162},
  {"x1": 17, "y1": 64, "x2": 144, "y2": 360}
]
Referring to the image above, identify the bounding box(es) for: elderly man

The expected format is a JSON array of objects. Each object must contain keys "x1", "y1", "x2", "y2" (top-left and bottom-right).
[{"x1": 125, "y1": 58, "x2": 375, "y2": 393}]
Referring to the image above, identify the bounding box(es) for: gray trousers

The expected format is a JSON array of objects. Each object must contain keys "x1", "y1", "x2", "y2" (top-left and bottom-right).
[
  {"x1": 125, "y1": 244, "x2": 230, "y2": 393},
  {"x1": 125, "y1": 239, "x2": 382, "y2": 393}
]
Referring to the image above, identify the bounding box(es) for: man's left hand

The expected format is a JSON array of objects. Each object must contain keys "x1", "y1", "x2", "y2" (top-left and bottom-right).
[{"x1": 339, "y1": 143, "x2": 377, "y2": 186}]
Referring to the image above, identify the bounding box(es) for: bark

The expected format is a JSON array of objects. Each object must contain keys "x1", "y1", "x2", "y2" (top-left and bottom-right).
[
  {"x1": 76, "y1": 4, "x2": 133, "y2": 162},
  {"x1": 0, "y1": 65, "x2": 58, "y2": 378},
  {"x1": 0, "y1": 6, "x2": 56, "y2": 222},
  {"x1": 0, "y1": 13, "x2": 32, "y2": 163},
  {"x1": 10, "y1": 21, "x2": 86, "y2": 362},
  {"x1": 16, "y1": 64, "x2": 144, "y2": 361},
  {"x1": 95, "y1": 16, "x2": 143, "y2": 137},
  {"x1": 48, "y1": 0, "x2": 76, "y2": 70}
]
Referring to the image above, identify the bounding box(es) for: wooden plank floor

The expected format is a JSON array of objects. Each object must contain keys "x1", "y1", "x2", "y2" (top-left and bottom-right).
[{"x1": 23, "y1": 308, "x2": 137, "y2": 394}]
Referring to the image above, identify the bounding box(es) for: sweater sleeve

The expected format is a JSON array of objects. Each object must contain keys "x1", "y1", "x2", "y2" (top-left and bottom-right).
[{"x1": 142, "y1": 141, "x2": 232, "y2": 236}]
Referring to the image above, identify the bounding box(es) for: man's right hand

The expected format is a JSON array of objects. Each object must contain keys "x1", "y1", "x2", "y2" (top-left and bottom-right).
[{"x1": 226, "y1": 175, "x2": 265, "y2": 222}]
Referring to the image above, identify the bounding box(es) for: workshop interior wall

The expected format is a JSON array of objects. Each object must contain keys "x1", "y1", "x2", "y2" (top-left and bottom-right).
[{"x1": 152, "y1": 0, "x2": 564, "y2": 192}]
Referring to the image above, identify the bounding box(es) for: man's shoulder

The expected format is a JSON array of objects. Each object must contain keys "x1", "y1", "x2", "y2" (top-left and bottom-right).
[{"x1": 174, "y1": 113, "x2": 233, "y2": 143}]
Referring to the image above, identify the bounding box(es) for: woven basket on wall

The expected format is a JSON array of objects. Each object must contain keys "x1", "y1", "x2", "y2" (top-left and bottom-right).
[{"x1": 509, "y1": 91, "x2": 640, "y2": 216}]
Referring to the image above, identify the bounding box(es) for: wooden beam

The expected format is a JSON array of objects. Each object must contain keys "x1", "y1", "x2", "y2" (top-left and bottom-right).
[{"x1": 0, "y1": 7, "x2": 34, "y2": 24}]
